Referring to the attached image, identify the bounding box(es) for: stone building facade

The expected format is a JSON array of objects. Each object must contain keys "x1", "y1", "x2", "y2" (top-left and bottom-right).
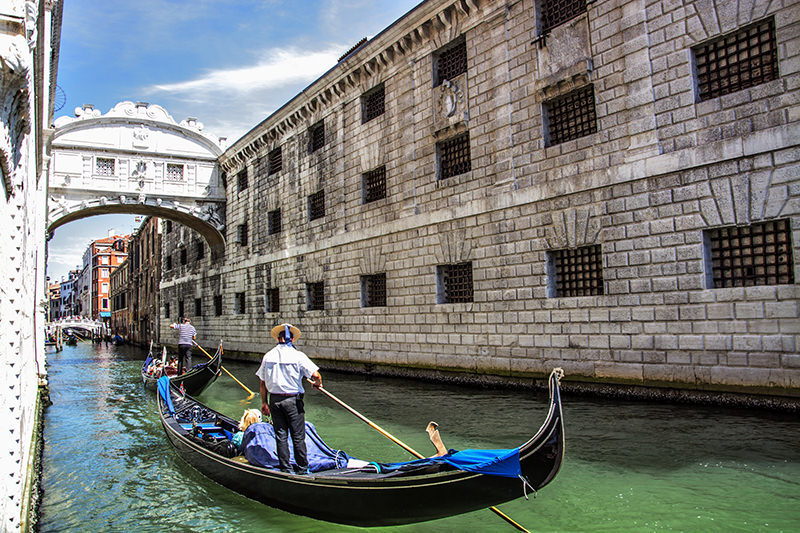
[
  {"x1": 110, "y1": 256, "x2": 129, "y2": 337},
  {"x1": 162, "y1": 0, "x2": 800, "y2": 398},
  {"x1": 0, "y1": 0, "x2": 63, "y2": 529}
]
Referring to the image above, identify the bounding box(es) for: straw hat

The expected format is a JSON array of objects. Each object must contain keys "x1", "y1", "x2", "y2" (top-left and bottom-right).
[{"x1": 270, "y1": 323, "x2": 301, "y2": 341}]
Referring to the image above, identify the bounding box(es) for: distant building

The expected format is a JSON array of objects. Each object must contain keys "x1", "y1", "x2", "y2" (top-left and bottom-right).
[
  {"x1": 110, "y1": 216, "x2": 162, "y2": 345},
  {"x1": 47, "y1": 282, "x2": 61, "y2": 321},
  {"x1": 59, "y1": 269, "x2": 81, "y2": 317},
  {"x1": 81, "y1": 234, "x2": 130, "y2": 322}
]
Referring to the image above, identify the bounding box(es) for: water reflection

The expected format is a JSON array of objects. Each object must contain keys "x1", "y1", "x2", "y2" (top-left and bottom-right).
[{"x1": 40, "y1": 343, "x2": 800, "y2": 532}]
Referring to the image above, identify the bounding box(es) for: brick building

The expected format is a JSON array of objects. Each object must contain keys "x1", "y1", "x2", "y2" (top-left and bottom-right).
[{"x1": 162, "y1": 0, "x2": 800, "y2": 398}]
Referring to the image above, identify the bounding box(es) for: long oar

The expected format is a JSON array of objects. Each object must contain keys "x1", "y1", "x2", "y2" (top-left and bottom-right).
[
  {"x1": 311, "y1": 382, "x2": 531, "y2": 532},
  {"x1": 193, "y1": 340, "x2": 255, "y2": 399}
]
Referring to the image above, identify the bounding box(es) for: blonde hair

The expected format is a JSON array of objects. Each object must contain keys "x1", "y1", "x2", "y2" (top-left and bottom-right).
[{"x1": 238, "y1": 409, "x2": 261, "y2": 431}]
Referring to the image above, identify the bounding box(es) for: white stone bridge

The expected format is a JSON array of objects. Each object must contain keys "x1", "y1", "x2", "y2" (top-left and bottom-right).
[
  {"x1": 49, "y1": 317, "x2": 107, "y2": 337},
  {"x1": 47, "y1": 101, "x2": 228, "y2": 255}
]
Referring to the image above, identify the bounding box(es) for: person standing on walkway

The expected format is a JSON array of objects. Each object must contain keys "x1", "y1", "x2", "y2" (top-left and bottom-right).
[
  {"x1": 169, "y1": 317, "x2": 196, "y2": 374},
  {"x1": 256, "y1": 323, "x2": 322, "y2": 474}
]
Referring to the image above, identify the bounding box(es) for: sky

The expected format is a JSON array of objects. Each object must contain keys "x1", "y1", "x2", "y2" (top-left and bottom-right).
[{"x1": 47, "y1": 0, "x2": 422, "y2": 282}]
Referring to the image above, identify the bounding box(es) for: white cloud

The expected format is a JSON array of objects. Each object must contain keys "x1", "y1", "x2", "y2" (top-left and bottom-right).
[{"x1": 147, "y1": 45, "x2": 344, "y2": 96}]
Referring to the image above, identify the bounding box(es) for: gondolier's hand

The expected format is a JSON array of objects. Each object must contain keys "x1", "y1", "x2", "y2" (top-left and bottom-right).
[
  {"x1": 310, "y1": 371, "x2": 322, "y2": 389},
  {"x1": 261, "y1": 402, "x2": 270, "y2": 417}
]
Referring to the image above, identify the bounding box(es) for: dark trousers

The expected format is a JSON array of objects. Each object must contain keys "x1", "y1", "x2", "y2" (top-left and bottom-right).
[
  {"x1": 269, "y1": 393, "x2": 307, "y2": 471},
  {"x1": 177, "y1": 344, "x2": 193, "y2": 373}
]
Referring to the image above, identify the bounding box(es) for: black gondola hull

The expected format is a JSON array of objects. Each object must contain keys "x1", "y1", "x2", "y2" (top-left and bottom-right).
[
  {"x1": 142, "y1": 345, "x2": 223, "y2": 396},
  {"x1": 157, "y1": 370, "x2": 564, "y2": 526}
]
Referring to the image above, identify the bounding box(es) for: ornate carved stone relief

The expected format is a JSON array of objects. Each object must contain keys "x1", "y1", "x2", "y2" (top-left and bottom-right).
[{"x1": 433, "y1": 74, "x2": 469, "y2": 135}]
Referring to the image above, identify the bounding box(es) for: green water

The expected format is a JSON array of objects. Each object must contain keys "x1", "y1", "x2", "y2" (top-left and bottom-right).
[{"x1": 39, "y1": 343, "x2": 800, "y2": 532}]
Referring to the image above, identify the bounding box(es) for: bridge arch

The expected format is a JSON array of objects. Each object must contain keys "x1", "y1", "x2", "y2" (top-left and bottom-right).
[{"x1": 48, "y1": 101, "x2": 228, "y2": 255}]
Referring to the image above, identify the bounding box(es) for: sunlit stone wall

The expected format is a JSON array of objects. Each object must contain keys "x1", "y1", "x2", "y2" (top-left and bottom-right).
[{"x1": 162, "y1": 0, "x2": 800, "y2": 398}]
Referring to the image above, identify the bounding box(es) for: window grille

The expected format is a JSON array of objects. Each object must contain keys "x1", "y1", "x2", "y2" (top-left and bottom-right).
[
  {"x1": 166, "y1": 255, "x2": 172, "y2": 270},
  {"x1": 237, "y1": 169, "x2": 248, "y2": 192},
  {"x1": 214, "y1": 295, "x2": 223, "y2": 316},
  {"x1": 361, "y1": 273, "x2": 387, "y2": 307},
  {"x1": 164, "y1": 303, "x2": 170, "y2": 318},
  {"x1": 438, "y1": 262, "x2": 473, "y2": 303},
  {"x1": 309, "y1": 190, "x2": 325, "y2": 221},
  {"x1": 235, "y1": 292, "x2": 246, "y2": 314},
  {"x1": 196, "y1": 241, "x2": 204, "y2": 259},
  {"x1": 268, "y1": 147, "x2": 282, "y2": 175},
  {"x1": 180, "y1": 247, "x2": 187, "y2": 265},
  {"x1": 362, "y1": 84, "x2": 385, "y2": 123},
  {"x1": 266, "y1": 287, "x2": 280, "y2": 313},
  {"x1": 268, "y1": 209, "x2": 282, "y2": 235},
  {"x1": 540, "y1": 0, "x2": 586, "y2": 33},
  {"x1": 307, "y1": 281, "x2": 325, "y2": 311},
  {"x1": 693, "y1": 18, "x2": 778, "y2": 101},
  {"x1": 550, "y1": 245, "x2": 604, "y2": 297},
  {"x1": 545, "y1": 84, "x2": 597, "y2": 146},
  {"x1": 96, "y1": 157, "x2": 115, "y2": 176},
  {"x1": 166, "y1": 163, "x2": 184, "y2": 181},
  {"x1": 178, "y1": 300, "x2": 185, "y2": 318},
  {"x1": 435, "y1": 36, "x2": 467, "y2": 87},
  {"x1": 706, "y1": 219, "x2": 794, "y2": 287},
  {"x1": 237, "y1": 223, "x2": 248, "y2": 246},
  {"x1": 194, "y1": 298, "x2": 202, "y2": 317},
  {"x1": 310, "y1": 121, "x2": 325, "y2": 152},
  {"x1": 363, "y1": 166, "x2": 387, "y2": 203},
  {"x1": 438, "y1": 132, "x2": 471, "y2": 180}
]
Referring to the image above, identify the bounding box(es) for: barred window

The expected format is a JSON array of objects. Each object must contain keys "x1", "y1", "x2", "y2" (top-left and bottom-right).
[
  {"x1": 265, "y1": 287, "x2": 280, "y2": 313},
  {"x1": 268, "y1": 147, "x2": 282, "y2": 175},
  {"x1": 540, "y1": 0, "x2": 586, "y2": 33},
  {"x1": 544, "y1": 84, "x2": 597, "y2": 146},
  {"x1": 693, "y1": 18, "x2": 778, "y2": 101},
  {"x1": 548, "y1": 245, "x2": 604, "y2": 297},
  {"x1": 96, "y1": 157, "x2": 115, "y2": 176},
  {"x1": 309, "y1": 190, "x2": 325, "y2": 221},
  {"x1": 267, "y1": 208, "x2": 282, "y2": 235},
  {"x1": 235, "y1": 292, "x2": 246, "y2": 314},
  {"x1": 362, "y1": 84, "x2": 385, "y2": 123},
  {"x1": 165, "y1": 255, "x2": 173, "y2": 270},
  {"x1": 194, "y1": 298, "x2": 202, "y2": 317},
  {"x1": 437, "y1": 132, "x2": 471, "y2": 180},
  {"x1": 437, "y1": 262, "x2": 473, "y2": 303},
  {"x1": 310, "y1": 121, "x2": 325, "y2": 152},
  {"x1": 307, "y1": 281, "x2": 325, "y2": 311},
  {"x1": 361, "y1": 273, "x2": 387, "y2": 307},
  {"x1": 165, "y1": 220, "x2": 172, "y2": 233},
  {"x1": 214, "y1": 294, "x2": 223, "y2": 316},
  {"x1": 434, "y1": 36, "x2": 467, "y2": 87},
  {"x1": 164, "y1": 303, "x2": 170, "y2": 318},
  {"x1": 706, "y1": 219, "x2": 794, "y2": 288},
  {"x1": 166, "y1": 163, "x2": 184, "y2": 181},
  {"x1": 180, "y1": 247, "x2": 187, "y2": 265},
  {"x1": 363, "y1": 166, "x2": 387, "y2": 203},
  {"x1": 196, "y1": 240, "x2": 204, "y2": 259},
  {"x1": 237, "y1": 223, "x2": 248, "y2": 246},
  {"x1": 178, "y1": 300, "x2": 185, "y2": 319},
  {"x1": 237, "y1": 169, "x2": 248, "y2": 192}
]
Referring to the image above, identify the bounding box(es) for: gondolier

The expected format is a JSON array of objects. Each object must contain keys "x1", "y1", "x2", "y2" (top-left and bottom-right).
[
  {"x1": 169, "y1": 317, "x2": 196, "y2": 374},
  {"x1": 256, "y1": 323, "x2": 322, "y2": 474}
]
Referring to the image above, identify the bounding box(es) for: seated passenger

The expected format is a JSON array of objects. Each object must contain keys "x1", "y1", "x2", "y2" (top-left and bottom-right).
[{"x1": 232, "y1": 409, "x2": 261, "y2": 452}]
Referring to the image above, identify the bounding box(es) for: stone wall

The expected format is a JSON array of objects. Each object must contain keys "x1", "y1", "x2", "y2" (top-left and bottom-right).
[
  {"x1": 161, "y1": 0, "x2": 800, "y2": 397},
  {"x1": 0, "y1": 1, "x2": 62, "y2": 530}
]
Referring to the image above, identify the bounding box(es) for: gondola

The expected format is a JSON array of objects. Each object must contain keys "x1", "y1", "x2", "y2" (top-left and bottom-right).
[
  {"x1": 142, "y1": 342, "x2": 223, "y2": 397},
  {"x1": 156, "y1": 368, "x2": 565, "y2": 527}
]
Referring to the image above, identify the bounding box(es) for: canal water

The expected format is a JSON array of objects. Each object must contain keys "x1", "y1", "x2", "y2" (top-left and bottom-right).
[{"x1": 40, "y1": 342, "x2": 799, "y2": 532}]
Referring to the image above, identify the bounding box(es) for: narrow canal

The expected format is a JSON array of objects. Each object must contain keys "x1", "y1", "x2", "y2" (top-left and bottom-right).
[{"x1": 39, "y1": 342, "x2": 799, "y2": 532}]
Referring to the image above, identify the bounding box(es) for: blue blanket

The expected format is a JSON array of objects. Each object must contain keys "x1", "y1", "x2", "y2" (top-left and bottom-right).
[
  {"x1": 242, "y1": 422, "x2": 351, "y2": 472},
  {"x1": 378, "y1": 448, "x2": 522, "y2": 478}
]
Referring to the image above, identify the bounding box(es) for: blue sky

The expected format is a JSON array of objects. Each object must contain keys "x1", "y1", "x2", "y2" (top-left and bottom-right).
[{"x1": 47, "y1": 0, "x2": 421, "y2": 282}]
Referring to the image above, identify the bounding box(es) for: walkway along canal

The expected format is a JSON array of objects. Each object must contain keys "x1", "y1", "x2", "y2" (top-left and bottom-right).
[{"x1": 39, "y1": 342, "x2": 800, "y2": 532}]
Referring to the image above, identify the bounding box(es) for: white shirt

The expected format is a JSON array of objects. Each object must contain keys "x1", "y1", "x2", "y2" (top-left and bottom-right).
[{"x1": 255, "y1": 343, "x2": 319, "y2": 395}]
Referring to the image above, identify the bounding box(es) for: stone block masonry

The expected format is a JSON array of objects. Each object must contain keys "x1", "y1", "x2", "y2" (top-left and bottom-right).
[{"x1": 161, "y1": 0, "x2": 800, "y2": 399}]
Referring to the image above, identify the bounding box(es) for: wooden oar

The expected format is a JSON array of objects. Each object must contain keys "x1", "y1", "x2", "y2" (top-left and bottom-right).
[
  {"x1": 192, "y1": 340, "x2": 255, "y2": 399},
  {"x1": 310, "y1": 382, "x2": 531, "y2": 532}
]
